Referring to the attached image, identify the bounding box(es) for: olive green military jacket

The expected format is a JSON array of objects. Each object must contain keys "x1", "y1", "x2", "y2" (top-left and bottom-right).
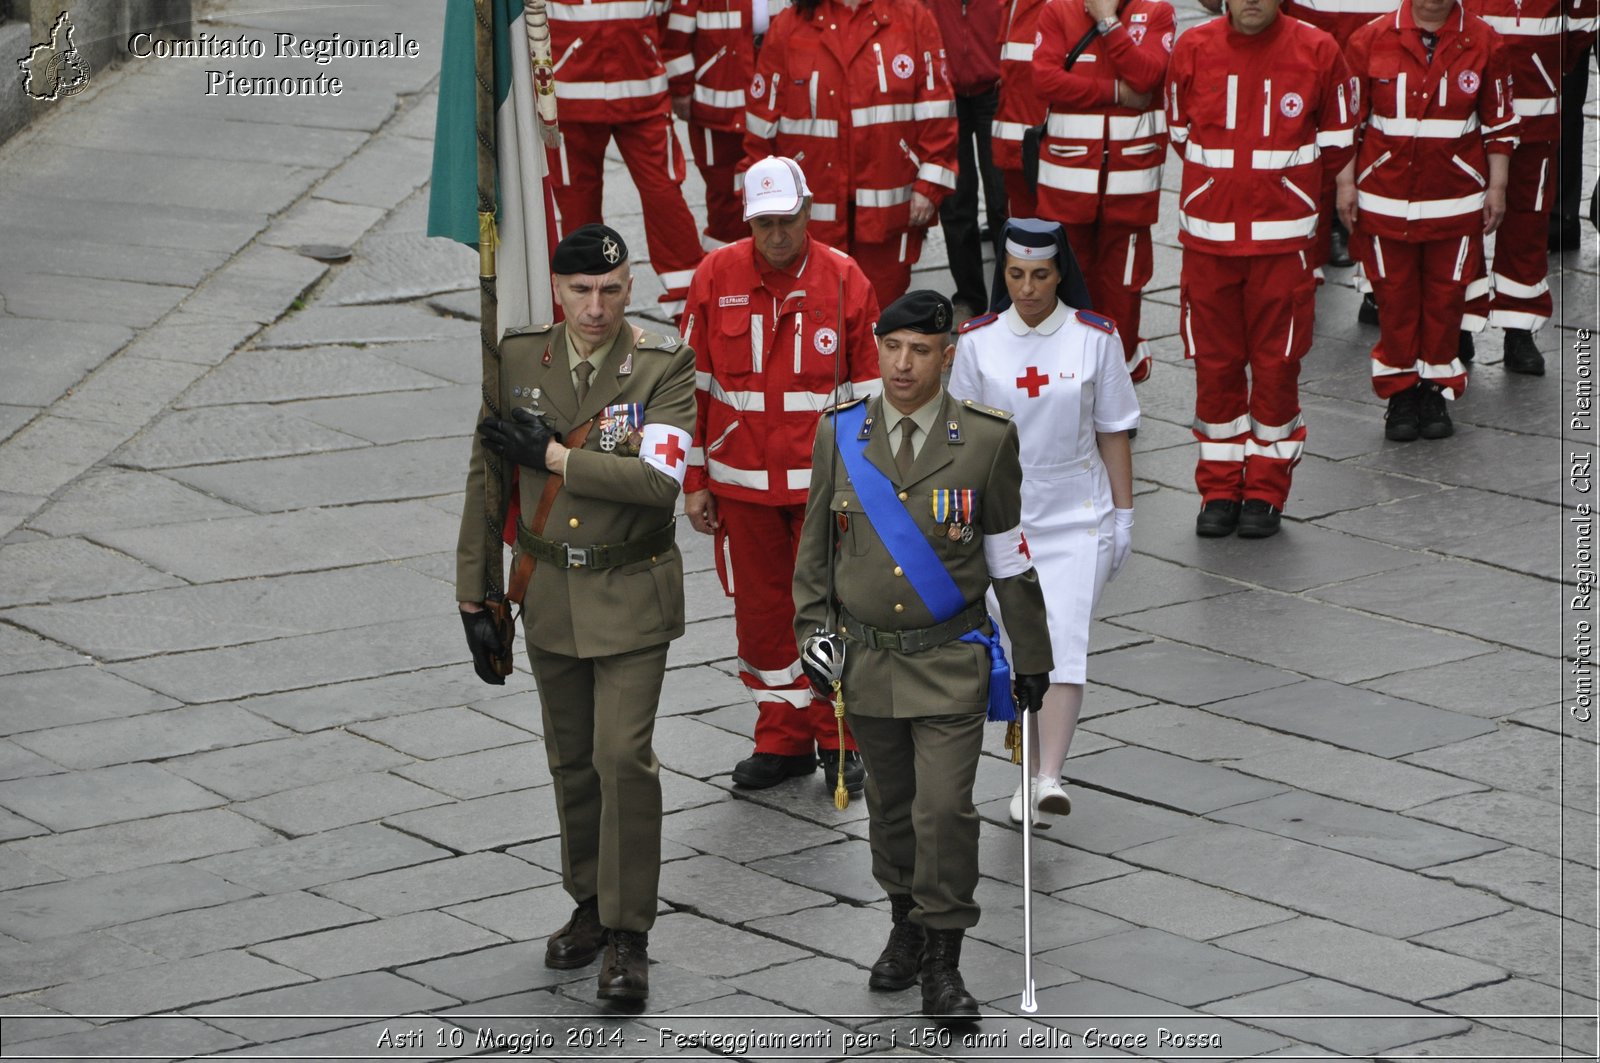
[
  {"x1": 456, "y1": 322, "x2": 697, "y2": 659},
  {"x1": 791, "y1": 391, "x2": 1053, "y2": 718}
]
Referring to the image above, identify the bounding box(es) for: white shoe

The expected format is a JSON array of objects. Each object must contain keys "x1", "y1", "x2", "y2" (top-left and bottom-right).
[
  {"x1": 1007, "y1": 781, "x2": 1051, "y2": 828},
  {"x1": 1035, "y1": 775, "x2": 1071, "y2": 817}
]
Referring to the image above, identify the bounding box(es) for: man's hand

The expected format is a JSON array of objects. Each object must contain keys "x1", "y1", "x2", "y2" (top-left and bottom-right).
[
  {"x1": 1109, "y1": 507, "x2": 1134, "y2": 582},
  {"x1": 479, "y1": 407, "x2": 561, "y2": 472},
  {"x1": 909, "y1": 191, "x2": 936, "y2": 227},
  {"x1": 1116, "y1": 81, "x2": 1153, "y2": 109},
  {"x1": 685, "y1": 489, "x2": 720, "y2": 534},
  {"x1": 671, "y1": 94, "x2": 691, "y2": 121},
  {"x1": 459, "y1": 604, "x2": 508, "y2": 686},
  {"x1": 1015, "y1": 672, "x2": 1050, "y2": 714},
  {"x1": 1086, "y1": 0, "x2": 1119, "y2": 24},
  {"x1": 1483, "y1": 186, "x2": 1507, "y2": 235}
]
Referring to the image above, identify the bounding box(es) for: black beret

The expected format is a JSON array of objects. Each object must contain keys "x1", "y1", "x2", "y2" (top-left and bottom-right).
[
  {"x1": 551, "y1": 223, "x2": 629, "y2": 275},
  {"x1": 874, "y1": 289, "x2": 954, "y2": 337}
]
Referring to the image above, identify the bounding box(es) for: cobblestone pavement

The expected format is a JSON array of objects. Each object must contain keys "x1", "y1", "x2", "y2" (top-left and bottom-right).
[{"x1": 0, "y1": 1, "x2": 1596, "y2": 1060}]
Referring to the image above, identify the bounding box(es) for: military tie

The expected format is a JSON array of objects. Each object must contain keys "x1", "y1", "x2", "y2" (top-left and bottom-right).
[
  {"x1": 575, "y1": 359, "x2": 594, "y2": 403},
  {"x1": 895, "y1": 419, "x2": 916, "y2": 482}
]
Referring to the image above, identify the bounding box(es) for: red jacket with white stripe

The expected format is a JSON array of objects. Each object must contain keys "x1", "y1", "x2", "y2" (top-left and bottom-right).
[
  {"x1": 1167, "y1": 13, "x2": 1358, "y2": 256},
  {"x1": 1032, "y1": 0, "x2": 1175, "y2": 226},
  {"x1": 992, "y1": 0, "x2": 1051, "y2": 170},
  {"x1": 926, "y1": 0, "x2": 1004, "y2": 95},
  {"x1": 549, "y1": 0, "x2": 682, "y2": 123},
  {"x1": 1347, "y1": 1, "x2": 1519, "y2": 241},
  {"x1": 1282, "y1": 0, "x2": 1400, "y2": 49},
  {"x1": 741, "y1": 0, "x2": 960, "y2": 245},
  {"x1": 1464, "y1": 0, "x2": 1594, "y2": 141},
  {"x1": 664, "y1": 0, "x2": 782, "y2": 131},
  {"x1": 679, "y1": 235, "x2": 883, "y2": 503}
]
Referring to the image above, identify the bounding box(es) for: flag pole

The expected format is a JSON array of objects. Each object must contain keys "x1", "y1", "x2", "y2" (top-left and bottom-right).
[
  {"x1": 1019, "y1": 712, "x2": 1038, "y2": 1013},
  {"x1": 473, "y1": 0, "x2": 515, "y2": 670}
]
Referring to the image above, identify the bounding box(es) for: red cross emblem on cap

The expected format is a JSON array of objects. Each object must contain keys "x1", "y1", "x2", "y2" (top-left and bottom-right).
[{"x1": 761, "y1": 176, "x2": 774, "y2": 190}]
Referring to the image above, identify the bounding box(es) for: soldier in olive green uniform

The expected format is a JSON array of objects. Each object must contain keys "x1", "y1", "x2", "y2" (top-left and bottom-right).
[
  {"x1": 457, "y1": 225, "x2": 696, "y2": 1004},
  {"x1": 792, "y1": 290, "x2": 1054, "y2": 1025}
]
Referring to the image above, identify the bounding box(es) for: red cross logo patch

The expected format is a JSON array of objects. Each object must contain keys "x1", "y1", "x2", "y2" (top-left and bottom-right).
[
  {"x1": 891, "y1": 53, "x2": 914, "y2": 79},
  {"x1": 1162, "y1": 30, "x2": 1174, "y2": 51},
  {"x1": 1279, "y1": 92, "x2": 1304, "y2": 118},
  {"x1": 1128, "y1": 25, "x2": 1146, "y2": 44},
  {"x1": 750, "y1": 72, "x2": 766, "y2": 98},
  {"x1": 1458, "y1": 70, "x2": 1480, "y2": 93},
  {"x1": 1016, "y1": 366, "x2": 1049, "y2": 398},
  {"x1": 814, "y1": 327, "x2": 838, "y2": 355}
]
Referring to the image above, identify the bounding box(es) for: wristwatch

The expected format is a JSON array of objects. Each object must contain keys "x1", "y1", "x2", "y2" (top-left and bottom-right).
[{"x1": 1097, "y1": 15, "x2": 1121, "y2": 32}]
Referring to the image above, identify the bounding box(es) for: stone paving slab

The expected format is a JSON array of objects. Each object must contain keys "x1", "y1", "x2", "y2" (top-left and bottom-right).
[
  {"x1": 978, "y1": 821, "x2": 1141, "y2": 895},
  {"x1": 0, "y1": 625, "x2": 85, "y2": 678},
  {"x1": 1, "y1": 189, "x2": 268, "y2": 257},
  {"x1": 1416, "y1": 907, "x2": 1598, "y2": 1000},
  {"x1": 25, "y1": 468, "x2": 250, "y2": 538},
  {"x1": 1202, "y1": 978, "x2": 1470, "y2": 1057},
  {"x1": 0, "y1": 536, "x2": 183, "y2": 609},
  {"x1": 167, "y1": 436, "x2": 466, "y2": 512},
  {"x1": 190, "y1": 823, "x2": 449, "y2": 895},
  {"x1": 439, "y1": 882, "x2": 579, "y2": 944},
  {"x1": 4, "y1": 1015, "x2": 247, "y2": 1060},
  {"x1": 1405, "y1": 787, "x2": 1596, "y2": 868},
  {"x1": 53, "y1": 356, "x2": 210, "y2": 431},
  {"x1": 658, "y1": 855, "x2": 833, "y2": 925},
  {"x1": 383, "y1": 786, "x2": 562, "y2": 853},
  {"x1": 1200, "y1": 678, "x2": 1498, "y2": 757},
  {"x1": 0, "y1": 317, "x2": 135, "y2": 409},
  {"x1": 261, "y1": 197, "x2": 388, "y2": 252},
  {"x1": 396, "y1": 940, "x2": 598, "y2": 1004},
  {"x1": 256, "y1": 304, "x2": 477, "y2": 350},
  {"x1": 662, "y1": 801, "x2": 845, "y2": 866},
  {"x1": 0, "y1": 808, "x2": 46, "y2": 843},
  {"x1": 1434, "y1": 515, "x2": 1564, "y2": 579},
  {"x1": 1094, "y1": 554, "x2": 1244, "y2": 619},
  {"x1": 964, "y1": 884, "x2": 1139, "y2": 955},
  {"x1": 1215, "y1": 916, "x2": 1505, "y2": 1001},
  {"x1": 1120, "y1": 589, "x2": 1490, "y2": 684},
  {"x1": 0, "y1": 268, "x2": 190, "y2": 329},
  {"x1": 352, "y1": 337, "x2": 484, "y2": 386},
  {"x1": 0, "y1": 931, "x2": 163, "y2": 997},
  {"x1": 286, "y1": 383, "x2": 481, "y2": 447},
  {"x1": 1213, "y1": 791, "x2": 1506, "y2": 869},
  {"x1": 120, "y1": 314, "x2": 263, "y2": 369},
  {"x1": 1218, "y1": 730, "x2": 1487, "y2": 812},
  {"x1": 108, "y1": 891, "x2": 373, "y2": 962},
  {"x1": 0, "y1": 415, "x2": 139, "y2": 499},
  {"x1": 656, "y1": 664, "x2": 752, "y2": 717},
  {"x1": 1085, "y1": 640, "x2": 1301, "y2": 707},
  {"x1": 1066, "y1": 747, "x2": 1291, "y2": 815},
  {"x1": 0, "y1": 738, "x2": 59, "y2": 782},
  {"x1": 748, "y1": 840, "x2": 882, "y2": 905},
  {"x1": 237, "y1": 667, "x2": 506, "y2": 733},
  {"x1": 1118, "y1": 823, "x2": 1508, "y2": 937},
  {"x1": 0, "y1": 850, "x2": 62, "y2": 892},
  {"x1": 1043, "y1": 927, "x2": 1306, "y2": 1007},
  {"x1": 1428, "y1": 976, "x2": 1598, "y2": 1053},
  {"x1": 1058, "y1": 871, "x2": 1295, "y2": 942},
  {"x1": 1385, "y1": 1022, "x2": 1567, "y2": 1060},
  {"x1": 1312, "y1": 559, "x2": 1562, "y2": 658},
  {"x1": 645, "y1": 911, "x2": 810, "y2": 979},
  {"x1": 189, "y1": 973, "x2": 459, "y2": 1046},
  {"x1": 0, "y1": 862, "x2": 253, "y2": 942},
  {"x1": 115, "y1": 404, "x2": 370, "y2": 470},
  {"x1": 1354, "y1": 421, "x2": 1565, "y2": 505},
  {"x1": 179, "y1": 346, "x2": 451, "y2": 409},
  {"x1": 349, "y1": 705, "x2": 534, "y2": 759},
  {"x1": 166, "y1": 729, "x2": 413, "y2": 802},
  {"x1": 1421, "y1": 845, "x2": 1593, "y2": 927},
  {"x1": 999, "y1": 788, "x2": 1194, "y2": 857},
  {"x1": 252, "y1": 910, "x2": 506, "y2": 980},
  {"x1": 313, "y1": 852, "x2": 536, "y2": 918},
  {"x1": 653, "y1": 715, "x2": 764, "y2": 781},
  {"x1": 233, "y1": 771, "x2": 452, "y2": 836},
  {"x1": 108, "y1": 615, "x2": 465, "y2": 703},
  {"x1": 1404, "y1": 725, "x2": 1593, "y2": 810},
  {"x1": 9, "y1": 809, "x2": 278, "y2": 878},
  {"x1": 394, "y1": 743, "x2": 549, "y2": 801},
  {"x1": 10, "y1": 705, "x2": 290, "y2": 770},
  {"x1": 0, "y1": 762, "x2": 225, "y2": 833},
  {"x1": 319, "y1": 232, "x2": 477, "y2": 306}
]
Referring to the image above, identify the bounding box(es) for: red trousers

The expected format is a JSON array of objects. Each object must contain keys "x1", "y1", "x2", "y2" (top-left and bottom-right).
[
  {"x1": 1488, "y1": 139, "x2": 1556, "y2": 331},
  {"x1": 688, "y1": 125, "x2": 747, "y2": 248},
  {"x1": 714, "y1": 496, "x2": 856, "y2": 755},
  {"x1": 1181, "y1": 250, "x2": 1314, "y2": 510},
  {"x1": 1357, "y1": 232, "x2": 1477, "y2": 400},
  {"x1": 548, "y1": 117, "x2": 704, "y2": 312},
  {"x1": 1063, "y1": 221, "x2": 1154, "y2": 382},
  {"x1": 848, "y1": 229, "x2": 925, "y2": 308},
  {"x1": 1002, "y1": 168, "x2": 1039, "y2": 224}
]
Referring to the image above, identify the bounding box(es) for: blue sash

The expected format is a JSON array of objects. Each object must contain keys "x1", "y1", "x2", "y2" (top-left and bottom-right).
[{"x1": 833, "y1": 402, "x2": 1015, "y2": 722}]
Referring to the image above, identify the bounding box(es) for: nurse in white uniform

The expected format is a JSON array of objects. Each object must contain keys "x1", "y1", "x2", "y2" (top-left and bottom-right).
[{"x1": 948, "y1": 218, "x2": 1138, "y2": 826}]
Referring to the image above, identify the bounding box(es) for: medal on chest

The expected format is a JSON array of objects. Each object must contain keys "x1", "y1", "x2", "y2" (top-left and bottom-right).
[
  {"x1": 933, "y1": 488, "x2": 976, "y2": 543},
  {"x1": 599, "y1": 403, "x2": 645, "y2": 455}
]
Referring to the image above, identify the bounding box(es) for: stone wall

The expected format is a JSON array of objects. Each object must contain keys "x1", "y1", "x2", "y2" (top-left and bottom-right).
[{"x1": 2, "y1": 0, "x2": 193, "y2": 144}]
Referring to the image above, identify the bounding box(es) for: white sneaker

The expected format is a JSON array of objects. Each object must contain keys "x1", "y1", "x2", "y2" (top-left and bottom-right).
[
  {"x1": 1035, "y1": 775, "x2": 1071, "y2": 817},
  {"x1": 1007, "y1": 781, "x2": 1051, "y2": 828}
]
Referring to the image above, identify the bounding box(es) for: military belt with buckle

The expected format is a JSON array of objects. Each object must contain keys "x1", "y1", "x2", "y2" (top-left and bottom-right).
[
  {"x1": 838, "y1": 601, "x2": 987, "y2": 654},
  {"x1": 516, "y1": 521, "x2": 676, "y2": 570}
]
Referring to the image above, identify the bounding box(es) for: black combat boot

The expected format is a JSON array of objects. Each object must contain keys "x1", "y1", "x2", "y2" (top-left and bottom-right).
[
  {"x1": 1504, "y1": 328, "x2": 1545, "y2": 376},
  {"x1": 920, "y1": 928, "x2": 980, "y2": 1026},
  {"x1": 1384, "y1": 384, "x2": 1421, "y2": 442},
  {"x1": 868, "y1": 894, "x2": 924, "y2": 990}
]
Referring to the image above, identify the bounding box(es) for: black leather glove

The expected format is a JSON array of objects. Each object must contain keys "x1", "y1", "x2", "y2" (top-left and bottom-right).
[
  {"x1": 1015, "y1": 672, "x2": 1050, "y2": 714},
  {"x1": 460, "y1": 608, "x2": 507, "y2": 686},
  {"x1": 478, "y1": 407, "x2": 561, "y2": 472}
]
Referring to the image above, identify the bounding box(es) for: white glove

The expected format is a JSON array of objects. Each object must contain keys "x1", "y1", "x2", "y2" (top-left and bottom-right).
[{"x1": 1109, "y1": 508, "x2": 1134, "y2": 582}]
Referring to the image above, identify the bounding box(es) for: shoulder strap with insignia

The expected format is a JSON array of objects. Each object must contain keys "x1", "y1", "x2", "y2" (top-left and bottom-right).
[
  {"x1": 1075, "y1": 309, "x2": 1117, "y2": 334},
  {"x1": 958, "y1": 311, "x2": 999, "y2": 335},
  {"x1": 631, "y1": 326, "x2": 683, "y2": 352},
  {"x1": 504, "y1": 322, "x2": 555, "y2": 337},
  {"x1": 824, "y1": 396, "x2": 867, "y2": 416},
  {"x1": 959, "y1": 398, "x2": 1013, "y2": 420}
]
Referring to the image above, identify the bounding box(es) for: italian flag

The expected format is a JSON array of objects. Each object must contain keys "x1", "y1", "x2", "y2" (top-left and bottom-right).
[{"x1": 427, "y1": 0, "x2": 557, "y2": 337}]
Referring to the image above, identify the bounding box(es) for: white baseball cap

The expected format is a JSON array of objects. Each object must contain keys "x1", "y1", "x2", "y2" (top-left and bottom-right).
[{"x1": 742, "y1": 155, "x2": 812, "y2": 220}]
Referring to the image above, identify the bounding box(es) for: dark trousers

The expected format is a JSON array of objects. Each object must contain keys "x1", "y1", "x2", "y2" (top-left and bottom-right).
[
  {"x1": 1553, "y1": 47, "x2": 1591, "y2": 230},
  {"x1": 938, "y1": 87, "x2": 1008, "y2": 311}
]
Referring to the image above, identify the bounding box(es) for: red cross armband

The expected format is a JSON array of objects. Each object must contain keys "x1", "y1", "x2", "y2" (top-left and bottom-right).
[{"x1": 641, "y1": 423, "x2": 692, "y2": 485}]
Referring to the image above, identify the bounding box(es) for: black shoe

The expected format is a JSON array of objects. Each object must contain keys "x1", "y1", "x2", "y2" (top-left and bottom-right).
[
  {"x1": 1385, "y1": 385, "x2": 1422, "y2": 442},
  {"x1": 1328, "y1": 220, "x2": 1354, "y2": 268},
  {"x1": 1418, "y1": 385, "x2": 1453, "y2": 439},
  {"x1": 596, "y1": 929, "x2": 649, "y2": 1002},
  {"x1": 546, "y1": 897, "x2": 606, "y2": 969},
  {"x1": 1357, "y1": 293, "x2": 1380, "y2": 326},
  {"x1": 1195, "y1": 499, "x2": 1241, "y2": 538},
  {"x1": 732, "y1": 751, "x2": 817, "y2": 789},
  {"x1": 869, "y1": 894, "x2": 925, "y2": 991},
  {"x1": 1504, "y1": 329, "x2": 1545, "y2": 376},
  {"x1": 1458, "y1": 331, "x2": 1475, "y2": 365},
  {"x1": 1126, "y1": 427, "x2": 1138, "y2": 439},
  {"x1": 817, "y1": 748, "x2": 865, "y2": 794},
  {"x1": 920, "y1": 929, "x2": 980, "y2": 1026},
  {"x1": 1236, "y1": 499, "x2": 1282, "y2": 539}
]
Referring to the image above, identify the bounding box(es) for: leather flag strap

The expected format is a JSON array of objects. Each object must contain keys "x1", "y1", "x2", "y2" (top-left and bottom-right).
[{"x1": 506, "y1": 417, "x2": 596, "y2": 605}]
